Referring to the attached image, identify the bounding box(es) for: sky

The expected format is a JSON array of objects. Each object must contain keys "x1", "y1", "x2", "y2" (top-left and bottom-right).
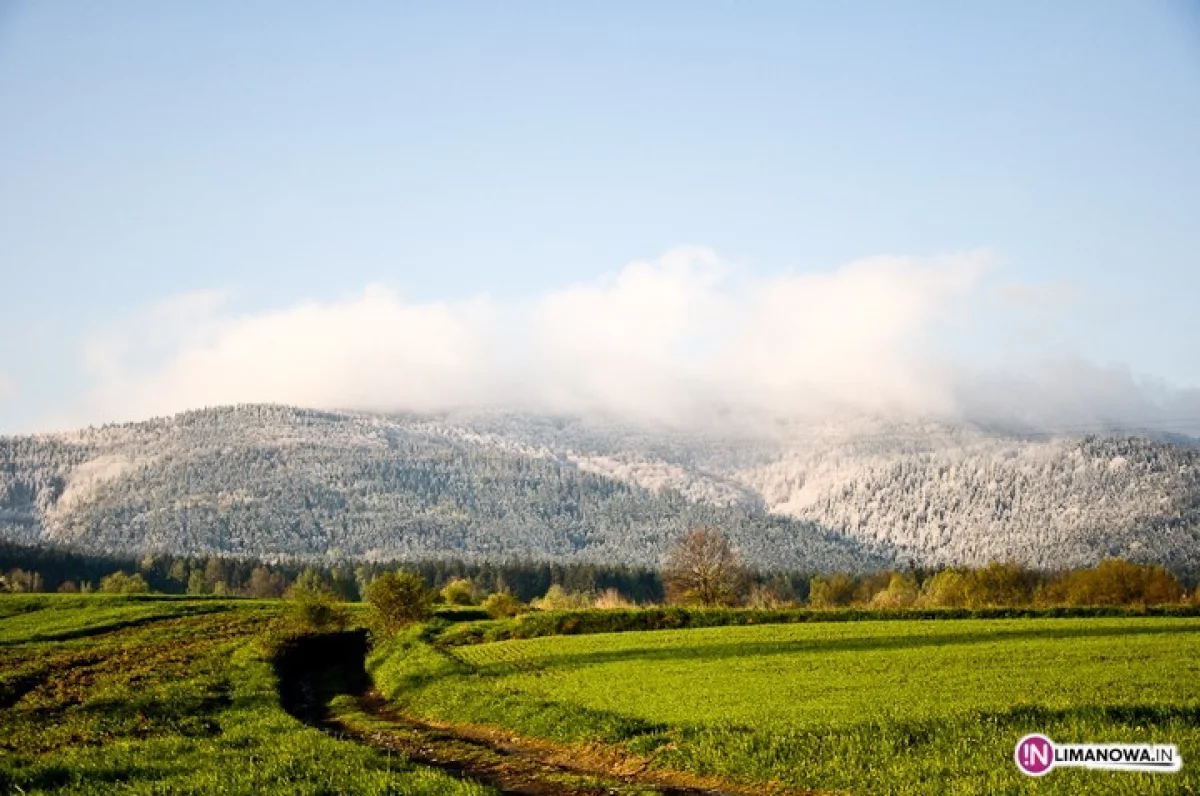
[{"x1": 2, "y1": 1, "x2": 1200, "y2": 434}]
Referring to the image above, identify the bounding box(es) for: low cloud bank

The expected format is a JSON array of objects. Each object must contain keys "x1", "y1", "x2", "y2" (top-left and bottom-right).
[{"x1": 68, "y1": 247, "x2": 1200, "y2": 437}]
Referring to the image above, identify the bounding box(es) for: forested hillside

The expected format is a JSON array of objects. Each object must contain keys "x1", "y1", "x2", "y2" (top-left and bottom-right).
[
  {"x1": 0, "y1": 406, "x2": 875, "y2": 571},
  {"x1": 739, "y1": 430, "x2": 1200, "y2": 572},
  {"x1": 2, "y1": 404, "x2": 1199, "y2": 574}
]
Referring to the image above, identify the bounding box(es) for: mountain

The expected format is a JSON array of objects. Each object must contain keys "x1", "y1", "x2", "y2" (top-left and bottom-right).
[
  {"x1": 0, "y1": 406, "x2": 878, "y2": 572},
  {"x1": 2, "y1": 404, "x2": 1199, "y2": 574}
]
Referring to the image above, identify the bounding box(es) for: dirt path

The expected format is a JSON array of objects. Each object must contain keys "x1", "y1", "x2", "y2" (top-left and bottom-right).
[
  {"x1": 273, "y1": 631, "x2": 804, "y2": 796},
  {"x1": 328, "y1": 691, "x2": 795, "y2": 796}
]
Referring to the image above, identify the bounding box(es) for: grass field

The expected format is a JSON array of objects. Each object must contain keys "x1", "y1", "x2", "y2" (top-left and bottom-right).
[
  {"x1": 372, "y1": 617, "x2": 1200, "y2": 795},
  {"x1": 0, "y1": 594, "x2": 492, "y2": 795},
  {"x1": 6, "y1": 595, "x2": 1198, "y2": 795}
]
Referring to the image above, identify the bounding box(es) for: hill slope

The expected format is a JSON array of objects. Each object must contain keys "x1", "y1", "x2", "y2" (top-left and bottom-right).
[
  {"x1": 2, "y1": 405, "x2": 1199, "y2": 573},
  {"x1": 0, "y1": 406, "x2": 876, "y2": 571}
]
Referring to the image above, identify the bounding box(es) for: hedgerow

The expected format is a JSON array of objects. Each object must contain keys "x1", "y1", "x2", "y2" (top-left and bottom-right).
[{"x1": 432, "y1": 603, "x2": 1200, "y2": 646}]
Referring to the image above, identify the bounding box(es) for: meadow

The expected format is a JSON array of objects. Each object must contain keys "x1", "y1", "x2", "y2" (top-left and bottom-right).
[
  {"x1": 372, "y1": 616, "x2": 1200, "y2": 795},
  {"x1": 5, "y1": 594, "x2": 1200, "y2": 795},
  {"x1": 0, "y1": 594, "x2": 492, "y2": 795}
]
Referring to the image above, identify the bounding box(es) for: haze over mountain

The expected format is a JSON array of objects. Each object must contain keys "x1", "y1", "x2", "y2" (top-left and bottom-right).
[{"x1": 2, "y1": 404, "x2": 1198, "y2": 576}]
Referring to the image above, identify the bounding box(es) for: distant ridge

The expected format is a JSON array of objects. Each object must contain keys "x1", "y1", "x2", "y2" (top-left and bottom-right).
[{"x1": 1, "y1": 404, "x2": 1198, "y2": 574}]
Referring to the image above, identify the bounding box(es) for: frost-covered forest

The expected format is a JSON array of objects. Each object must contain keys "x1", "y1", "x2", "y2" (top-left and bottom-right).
[
  {"x1": 0, "y1": 406, "x2": 874, "y2": 571},
  {"x1": 1, "y1": 404, "x2": 1198, "y2": 574}
]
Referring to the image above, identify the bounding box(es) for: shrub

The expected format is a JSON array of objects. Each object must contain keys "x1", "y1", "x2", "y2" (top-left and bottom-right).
[
  {"x1": 98, "y1": 571, "x2": 150, "y2": 594},
  {"x1": 440, "y1": 578, "x2": 477, "y2": 606},
  {"x1": 749, "y1": 575, "x2": 799, "y2": 608},
  {"x1": 808, "y1": 573, "x2": 855, "y2": 607},
  {"x1": 852, "y1": 571, "x2": 893, "y2": 604},
  {"x1": 366, "y1": 571, "x2": 433, "y2": 631},
  {"x1": 285, "y1": 578, "x2": 349, "y2": 632},
  {"x1": 964, "y1": 562, "x2": 1037, "y2": 607},
  {"x1": 482, "y1": 592, "x2": 525, "y2": 619},
  {"x1": 593, "y1": 588, "x2": 636, "y2": 609},
  {"x1": 870, "y1": 573, "x2": 918, "y2": 608},
  {"x1": 919, "y1": 570, "x2": 972, "y2": 608},
  {"x1": 434, "y1": 606, "x2": 491, "y2": 622},
  {"x1": 531, "y1": 584, "x2": 592, "y2": 611}
]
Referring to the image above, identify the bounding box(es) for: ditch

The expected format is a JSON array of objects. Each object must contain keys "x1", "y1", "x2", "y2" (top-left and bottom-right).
[{"x1": 271, "y1": 630, "x2": 785, "y2": 796}]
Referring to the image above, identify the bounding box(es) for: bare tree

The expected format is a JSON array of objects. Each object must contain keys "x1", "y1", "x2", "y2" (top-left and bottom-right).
[{"x1": 663, "y1": 527, "x2": 745, "y2": 606}]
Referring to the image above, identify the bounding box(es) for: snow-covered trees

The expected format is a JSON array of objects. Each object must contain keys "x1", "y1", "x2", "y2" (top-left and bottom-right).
[
  {"x1": 1, "y1": 404, "x2": 1198, "y2": 575},
  {"x1": 0, "y1": 405, "x2": 876, "y2": 571}
]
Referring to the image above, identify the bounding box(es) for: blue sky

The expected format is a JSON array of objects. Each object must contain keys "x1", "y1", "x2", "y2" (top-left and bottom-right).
[{"x1": 1, "y1": 1, "x2": 1199, "y2": 432}]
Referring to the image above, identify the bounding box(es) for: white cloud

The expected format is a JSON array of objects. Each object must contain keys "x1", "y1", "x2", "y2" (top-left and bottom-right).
[
  {"x1": 60, "y1": 246, "x2": 1200, "y2": 435},
  {"x1": 80, "y1": 285, "x2": 497, "y2": 422},
  {"x1": 524, "y1": 248, "x2": 990, "y2": 421},
  {"x1": 956, "y1": 359, "x2": 1200, "y2": 436},
  {"x1": 528, "y1": 246, "x2": 731, "y2": 418},
  {"x1": 712, "y1": 253, "x2": 988, "y2": 417}
]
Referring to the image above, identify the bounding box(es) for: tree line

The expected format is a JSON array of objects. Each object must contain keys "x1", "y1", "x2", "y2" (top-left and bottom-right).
[
  {"x1": 0, "y1": 539, "x2": 666, "y2": 601},
  {"x1": 664, "y1": 527, "x2": 1198, "y2": 608},
  {"x1": 3, "y1": 532, "x2": 1197, "y2": 610}
]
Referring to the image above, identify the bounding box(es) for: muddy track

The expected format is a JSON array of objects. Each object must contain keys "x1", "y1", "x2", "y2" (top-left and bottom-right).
[{"x1": 273, "y1": 631, "x2": 798, "y2": 796}]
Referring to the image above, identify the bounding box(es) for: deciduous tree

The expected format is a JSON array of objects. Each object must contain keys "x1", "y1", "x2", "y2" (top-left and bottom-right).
[{"x1": 663, "y1": 527, "x2": 745, "y2": 607}]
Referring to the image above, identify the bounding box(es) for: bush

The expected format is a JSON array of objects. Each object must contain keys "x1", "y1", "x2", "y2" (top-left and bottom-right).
[
  {"x1": 593, "y1": 588, "x2": 636, "y2": 609},
  {"x1": 440, "y1": 578, "x2": 477, "y2": 606},
  {"x1": 745, "y1": 575, "x2": 798, "y2": 609},
  {"x1": 964, "y1": 562, "x2": 1037, "y2": 607},
  {"x1": 482, "y1": 592, "x2": 525, "y2": 619},
  {"x1": 870, "y1": 573, "x2": 918, "y2": 608},
  {"x1": 531, "y1": 584, "x2": 591, "y2": 611},
  {"x1": 366, "y1": 571, "x2": 433, "y2": 631},
  {"x1": 808, "y1": 573, "x2": 855, "y2": 607},
  {"x1": 284, "y1": 578, "x2": 349, "y2": 632},
  {"x1": 98, "y1": 571, "x2": 150, "y2": 594},
  {"x1": 919, "y1": 570, "x2": 972, "y2": 608}
]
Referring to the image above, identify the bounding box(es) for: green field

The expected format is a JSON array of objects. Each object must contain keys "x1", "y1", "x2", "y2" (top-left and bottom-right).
[
  {"x1": 0, "y1": 594, "x2": 491, "y2": 795},
  {"x1": 373, "y1": 617, "x2": 1200, "y2": 795},
  {"x1": 5, "y1": 595, "x2": 1199, "y2": 794}
]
